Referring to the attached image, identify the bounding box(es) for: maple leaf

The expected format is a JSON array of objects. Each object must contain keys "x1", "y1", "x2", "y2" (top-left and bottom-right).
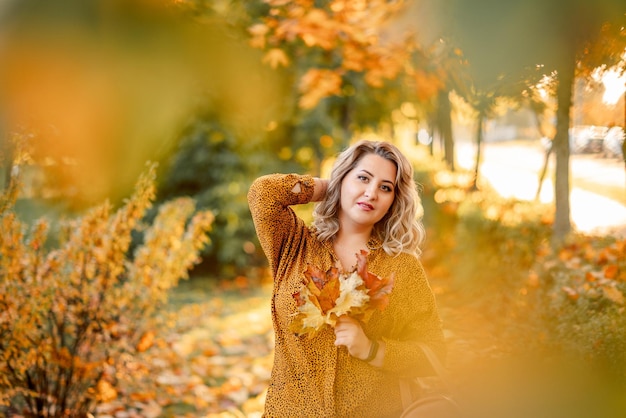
[
  {"x1": 262, "y1": 48, "x2": 290, "y2": 69},
  {"x1": 355, "y1": 250, "x2": 395, "y2": 311},
  {"x1": 290, "y1": 251, "x2": 394, "y2": 337},
  {"x1": 292, "y1": 286, "x2": 327, "y2": 332},
  {"x1": 330, "y1": 271, "x2": 369, "y2": 318}
]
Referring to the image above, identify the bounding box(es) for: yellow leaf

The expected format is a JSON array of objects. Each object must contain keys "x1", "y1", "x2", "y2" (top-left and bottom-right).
[
  {"x1": 329, "y1": 271, "x2": 369, "y2": 317},
  {"x1": 262, "y1": 48, "x2": 290, "y2": 69},
  {"x1": 602, "y1": 285, "x2": 624, "y2": 305},
  {"x1": 248, "y1": 23, "x2": 269, "y2": 49},
  {"x1": 97, "y1": 379, "x2": 118, "y2": 402}
]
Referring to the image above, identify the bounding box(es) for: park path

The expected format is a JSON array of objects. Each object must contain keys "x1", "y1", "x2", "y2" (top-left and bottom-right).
[{"x1": 456, "y1": 139, "x2": 626, "y2": 237}]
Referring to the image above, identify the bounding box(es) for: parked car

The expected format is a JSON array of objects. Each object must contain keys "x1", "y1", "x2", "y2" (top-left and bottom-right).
[
  {"x1": 603, "y1": 126, "x2": 625, "y2": 159},
  {"x1": 569, "y1": 125, "x2": 607, "y2": 154}
]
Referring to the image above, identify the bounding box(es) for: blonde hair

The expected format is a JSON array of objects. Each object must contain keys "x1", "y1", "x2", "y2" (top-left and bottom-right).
[{"x1": 312, "y1": 140, "x2": 425, "y2": 256}]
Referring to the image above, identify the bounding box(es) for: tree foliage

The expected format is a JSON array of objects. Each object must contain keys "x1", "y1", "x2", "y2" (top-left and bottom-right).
[
  {"x1": 0, "y1": 162, "x2": 213, "y2": 416},
  {"x1": 247, "y1": 0, "x2": 447, "y2": 152},
  {"x1": 448, "y1": 0, "x2": 626, "y2": 242},
  {"x1": 157, "y1": 115, "x2": 267, "y2": 275}
]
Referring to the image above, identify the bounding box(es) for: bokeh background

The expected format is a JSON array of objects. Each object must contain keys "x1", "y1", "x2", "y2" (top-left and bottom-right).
[{"x1": 0, "y1": 0, "x2": 625, "y2": 416}]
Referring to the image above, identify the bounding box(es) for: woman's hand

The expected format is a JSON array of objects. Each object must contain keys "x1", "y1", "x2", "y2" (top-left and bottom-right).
[{"x1": 333, "y1": 316, "x2": 371, "y2": 360}]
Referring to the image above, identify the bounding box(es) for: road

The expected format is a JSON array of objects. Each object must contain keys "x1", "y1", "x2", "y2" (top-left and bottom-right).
[{"x1": 455, "y1": 139, "x2": 626, "y2": 237}]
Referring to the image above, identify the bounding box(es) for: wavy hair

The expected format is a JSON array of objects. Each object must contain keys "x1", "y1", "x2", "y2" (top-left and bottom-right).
[{"x1": 312, "y1": 140, "x2": 425, "y2": 257}]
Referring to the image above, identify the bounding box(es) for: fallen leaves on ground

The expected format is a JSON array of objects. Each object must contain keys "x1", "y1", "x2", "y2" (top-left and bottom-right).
[{"x1": 96, "y1": 280, "x2": 274, "y2": 418}]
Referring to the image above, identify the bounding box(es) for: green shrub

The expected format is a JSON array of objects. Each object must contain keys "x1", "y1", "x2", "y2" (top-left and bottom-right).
[{"x1": 157, "y1": 118, "x2": 284, "y2": 277}]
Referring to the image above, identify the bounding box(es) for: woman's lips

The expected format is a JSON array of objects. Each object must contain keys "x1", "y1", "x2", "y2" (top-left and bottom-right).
[{"x1": 357, "y1": 201, "x2": 374, "y2": 211}]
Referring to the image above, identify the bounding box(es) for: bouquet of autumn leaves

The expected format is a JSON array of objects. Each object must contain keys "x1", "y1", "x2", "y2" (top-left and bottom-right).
[{"x1": 290, "y1": 250, "x2": 395, "y2": 337}]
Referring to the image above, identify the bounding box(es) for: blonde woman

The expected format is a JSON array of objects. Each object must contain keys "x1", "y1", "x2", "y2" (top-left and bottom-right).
[{"x1": 248, "y1": 140, "x2": 445, "y2": 417}]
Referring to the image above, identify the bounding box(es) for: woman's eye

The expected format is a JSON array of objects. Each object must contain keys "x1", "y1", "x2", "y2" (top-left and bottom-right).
[
  {"x1": 381, "y1": 185, "x2": 392, "y2": 192},
  {"x1": 357, "y1": 175, "x2": 368, "y2": 182}
]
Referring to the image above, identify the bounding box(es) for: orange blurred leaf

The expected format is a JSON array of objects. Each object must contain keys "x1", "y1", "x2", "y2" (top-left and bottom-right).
[
  {"x1": 527, "y1": 270, "x2": 540, "y2": 288},
  {"x1": 603, "y1": 264, "x2": 619, "y2": 280},
  {"x1": 585, "y1": 271, "x2": 598, "y2": 282},
  {"x1": 137, "y1": 330, "x2": 156, "y2": 353},
  {"x1": 562, "y1": 286, "x2": 579, "y2": 301},
  {"x1": 414, "y1": 69, "x2": 445, "y2": 102},
  {"x1": 298, "y1": 68, "x2": 342, "y2": 109}
]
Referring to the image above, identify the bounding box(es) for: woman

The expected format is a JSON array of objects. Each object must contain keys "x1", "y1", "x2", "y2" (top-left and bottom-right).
[{"x1": 248, "y1": 140, "x2": 445, "y2": 417}]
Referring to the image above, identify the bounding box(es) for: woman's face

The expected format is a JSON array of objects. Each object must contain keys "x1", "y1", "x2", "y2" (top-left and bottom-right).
[{"x1": 338, "y1": 153, "x2": 397, "y2": 231}]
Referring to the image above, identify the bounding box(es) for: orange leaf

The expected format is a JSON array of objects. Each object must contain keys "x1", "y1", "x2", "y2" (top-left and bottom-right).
[
  {"x1": 597, "y1": 249, "x2": 610, "y2": 264},
  {"x1": 293, "y1": 290, "x2": 306, "y2": 307},
  {"x1": 562, "y1": 286, "x2": 579, "y2": 301},
  {"x1": 604, "y1": 264, "x2": 619, "y2": 280},
  {"x1": 298, "y1": 68, "x2": 342, "y2": 109},
  {"x1": 136, "y1": 331, "x2": 155, "y2": 353},
  {"x1": 318, "y1": 272, "x2": 340, "y2": 313},
  {"x1": 558, "y1": 249, "x2": 573, "y2": 261},
  {"x1": 304, "y1": 264, "x2": 329, "y2": 292},
  {"x1": 356, "y1": 250, "x2": 395, "y2": 311},
  {"x1": 303, "y1": 264, "x2": 341, "y2": 313},
  {"x1": 527, "y1": 271, "x2": 540, "y2": 288}
]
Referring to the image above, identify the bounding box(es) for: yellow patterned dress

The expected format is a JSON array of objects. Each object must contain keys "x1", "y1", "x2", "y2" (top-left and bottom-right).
[{"x1": 248, "y1": 173, "x2": 445, "y2": 418}]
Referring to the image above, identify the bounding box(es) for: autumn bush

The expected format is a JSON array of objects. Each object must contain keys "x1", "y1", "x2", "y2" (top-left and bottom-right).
[
  {"x1": 415, "y1": 156, "x2": 626, "y2": 381},
  {"x1": 416, "y1": 164, "x2": 552, "y2": 296},
  {"x1": 0, "y1": 163, "x2": 214, "y2": 417},
  {"x1": 526, "y1": 235, "x2": 626, "y2": 380}
]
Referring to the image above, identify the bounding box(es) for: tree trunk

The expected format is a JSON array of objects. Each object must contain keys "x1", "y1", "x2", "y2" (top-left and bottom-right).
[
  {"x1": 471, "y1": 109, "x2": 485, "y2": 190},
  {"x1": 536, "y1": 144, "x2": 553, "y2": 201},
  {"x1": 622, "y1": 133, "x2": 626, "y2": 202},
  {"x1": 529, "y1": 103, "x2": 551, "y2": 201},
  {"x1": 552, "y1": 61, "x2": 575, "y2": 244},
  {"x1": 437, "y1": 90, "x2": 455, "y2": 171},
  {"x1": 1, "y1": 130, "x2": 12, "y2": 192},
  {"x1": 427, "y1": 111, "x2": 436, "y2": 157}
]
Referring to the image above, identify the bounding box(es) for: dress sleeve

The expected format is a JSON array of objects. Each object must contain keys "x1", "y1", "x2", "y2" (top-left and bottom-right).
[
  {"x1": 247, "y1": 173, "x2": 315, "y2": 277},
  {"x1": 378, "y1": 257, "x2": 446, "y2": 378}
]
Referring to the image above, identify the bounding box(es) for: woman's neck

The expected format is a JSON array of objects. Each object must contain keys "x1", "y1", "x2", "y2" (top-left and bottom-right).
[
  {"x1": 334, "y1": 228, "x2": 370, "y2": 249},
  {"x1": 332, "y1": 227, "x2": 372, "y2": 272}
]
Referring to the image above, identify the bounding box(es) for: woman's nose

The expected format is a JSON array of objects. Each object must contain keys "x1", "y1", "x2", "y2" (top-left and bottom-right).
[{"x1": 365, "y1": 184, "x2": 377, "y2": 199}]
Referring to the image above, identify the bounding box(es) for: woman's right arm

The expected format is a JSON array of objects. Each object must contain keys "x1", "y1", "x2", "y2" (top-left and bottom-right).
[
  {"x1": 247, "y1": 174, "x2": 325, "y2": 275},
  {"x1": 292, "y1": 177, "x2": 328, "y2": 202}
]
